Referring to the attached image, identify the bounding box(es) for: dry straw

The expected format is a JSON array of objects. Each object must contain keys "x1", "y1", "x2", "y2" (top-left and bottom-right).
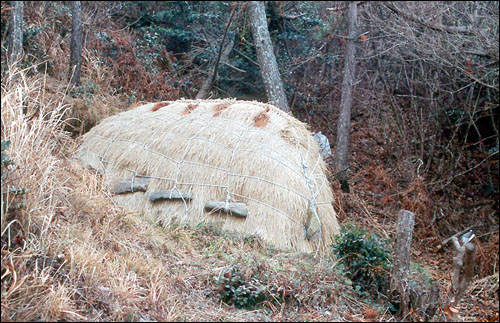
[{"x1": 79, "y1": 99, "x2": 340, "y2": 254}]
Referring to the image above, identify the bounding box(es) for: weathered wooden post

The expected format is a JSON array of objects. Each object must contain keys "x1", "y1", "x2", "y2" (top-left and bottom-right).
[
  {"x1": 390, "y1": 209, "x2": 415, "y2": 320},
  {"x1": 449, "y1": 233, "x2": 475, "y2": 305}
]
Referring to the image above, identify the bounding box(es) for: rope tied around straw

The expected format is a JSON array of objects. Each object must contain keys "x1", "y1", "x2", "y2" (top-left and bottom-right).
[{"x1": 78, "y1": 100, "x2": 339, "y2": 254}]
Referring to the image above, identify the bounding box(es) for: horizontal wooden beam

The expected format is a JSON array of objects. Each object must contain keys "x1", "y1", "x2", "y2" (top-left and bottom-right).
[
  {"x1": 149, "y1": 190, "x2": 193, "y2": 201},
  {"x1": 204, "y1": 201, "x2": 248, "y2": 218},
  {"x1": 111, "y1": 177, "x2": 150, "y2": 194}
]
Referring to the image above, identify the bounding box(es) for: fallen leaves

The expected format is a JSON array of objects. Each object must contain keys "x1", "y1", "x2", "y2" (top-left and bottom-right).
[
  {"x1": 443, "y1": 304, "x2": 459, "y2": 320},
  {"x1": 151, "y1": 102, "x2": 170, "y2": 112},
  {"x1": 213, "y1": 103, "x2": 230, "y2": 117},
  {"x1": 362, "y1": 307, "x2": 378, "y2": 320},
  {"x1": 182, "y1": 103, "x2": 199, "y2": 115},
  {"x1": 253, "y1": 112, "x2": 270, "y2": 127},
  {"x1": 488, "y1": 312, "x2": 499, "y2": 322}
]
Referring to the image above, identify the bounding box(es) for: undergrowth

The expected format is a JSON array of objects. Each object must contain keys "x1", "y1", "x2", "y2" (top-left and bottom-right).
[
  {"x1": 332, "y1": 223, "x2": 392, "y2": 298},
  {"x1": 216, "y1": 263, "x2": 271, "y2": 309}
]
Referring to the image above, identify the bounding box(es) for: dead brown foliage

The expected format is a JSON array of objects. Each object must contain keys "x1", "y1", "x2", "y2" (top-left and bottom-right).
[
  {"x1": 213, "y1": 102, "x2": 231, "y2": 117},
  {"x1": 182, "y1": 103, "x2": 199, "y2": 115},
  {"x1": 253, "y1": 111, "x2": 270, "y2": 127},
  {"x1": 87, "y1": 31, "x2": 181, "y2": 103},
  {"x1": 401, "y1": 177, "x2": 435, "y2": 239},
  {"x1": 151, "y1": 102, "x2": 170, "y2": 112}
]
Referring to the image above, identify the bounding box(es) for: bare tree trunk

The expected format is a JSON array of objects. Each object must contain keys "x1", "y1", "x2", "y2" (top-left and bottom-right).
[
  {"x1": 334, "y1": 1, "x2": 357, "y2": 192},
  {"x1": 196, "y1": 4, "x2": 238, "y2": 99},
  {"x1": 390, "y1": 210, "x2": 415, "y2": 320},
  {"x1": 248, "y1": 1, "x2": 290, "y2": 112},
  {"x1": 68, "y1": 1, "x2": 83, "y2": 86},
  {"x1": 196, "y1": 34, "x2": 235, "y2": 99},
  {"x1": 7, "y1": 1, "x2": 23, "y2": 69}
]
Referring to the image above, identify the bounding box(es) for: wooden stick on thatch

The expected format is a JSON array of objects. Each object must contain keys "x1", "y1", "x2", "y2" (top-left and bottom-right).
[
  {"x1": 390, "y1": 209, "x2": 415, "y2": 319},
  {"x1": 111, "y1": 177, "x2": 151, "y2": 194},
  {"x1": 149, "y1": 189, "x2": 193, "y2": 202},
  {"x1": 205, "y1": 201, "x2": 248, "y2": 218}
]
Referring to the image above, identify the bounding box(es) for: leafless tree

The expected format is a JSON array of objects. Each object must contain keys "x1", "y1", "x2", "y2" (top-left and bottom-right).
[
  {"x1": 68, "y1": 1, "x2": 83, "y2": 86},
  {"x1": 7, "y1": 1, "x2": 23, "y2": 69},
  {"x1": 360, "y1": 1, "x2": 499, "y2": 187},
  {"x1": 334, "y1": 1, "x2": 358, "y2": 192},
  {"x1": 196, "y1": 4, "x2": 238, "y2": 99},
  {"x1": 248, "y1": 1, "x2": 290, "y2": 112}
]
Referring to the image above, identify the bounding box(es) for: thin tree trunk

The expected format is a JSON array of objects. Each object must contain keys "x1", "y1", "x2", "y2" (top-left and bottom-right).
[
  {"x1": 334, "y1": 1, "x2": 357, "y2": 192},
  {"x1": 7, "y1": 1, "x2": 23, "y2": 69},
  {"x1": 248, "y1": 1, "x2": 290, "y2": 112},
  {"x1": 68, "y1": 1, "x2": 83, "y2": 86},
  {"x1": 196, "y1": 34, "x2": 235, "y2": 99},
  {"x1": 196, "y1": 4, "x2": 238, "y2": 99}
]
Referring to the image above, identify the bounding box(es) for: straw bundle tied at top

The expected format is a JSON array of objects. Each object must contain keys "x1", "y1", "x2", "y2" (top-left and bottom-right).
[{"x1": 78, "y1": 99, "x2": 340, "y2": 254}]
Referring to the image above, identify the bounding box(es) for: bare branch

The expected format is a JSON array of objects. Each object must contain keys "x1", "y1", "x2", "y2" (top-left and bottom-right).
[
  {"x1": 278, "y1": 12, "x2": 305, "y2": 20},
  {"x1": 196, "y1": 3, "x2": 238, "y2": 99},
  {"x1": 384, "y1": 3, "x2": 479, "y2": 35},
  {"x1": 326, "y1": 2, "x2": 366, "y2": 13}
]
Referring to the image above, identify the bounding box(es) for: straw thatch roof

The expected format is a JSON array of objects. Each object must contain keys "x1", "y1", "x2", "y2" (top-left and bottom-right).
[{"x1": 78, "y1": 99, "x2": 339, "y2": 255}]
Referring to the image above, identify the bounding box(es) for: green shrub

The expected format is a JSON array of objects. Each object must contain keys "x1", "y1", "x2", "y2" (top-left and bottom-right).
[
  {"x1": 1, "y1": 140, "x2": 13, "y2": 169},
  {"x1": 1, "y1": 140, "x2": 29, "y2": 214},
  {"x1": 332, "y1": 223, "x2": 392, "y2": 297},
  {"x1": 216, "y1": 264, "x2": 270, "y2": 309}
]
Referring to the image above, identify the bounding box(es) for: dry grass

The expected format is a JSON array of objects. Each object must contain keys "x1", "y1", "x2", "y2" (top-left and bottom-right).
[
  {"x1": 79, "y1": 99, "x2": 340, "y2": 255},
  {"x1": 0, "y1": 68, "x2": 357, "y2": 322},
  {"x1": 1, "y1": 66, "x2": 71, "y2": 238}
]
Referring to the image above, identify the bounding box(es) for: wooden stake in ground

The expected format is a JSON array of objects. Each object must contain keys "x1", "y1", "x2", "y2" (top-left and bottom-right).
[
  {"x1": 390, "y1": 209, "x2": 415, "y2": 320},
  {"x1": 448, "y1": 233, "x2": 475, "y2": 305}
]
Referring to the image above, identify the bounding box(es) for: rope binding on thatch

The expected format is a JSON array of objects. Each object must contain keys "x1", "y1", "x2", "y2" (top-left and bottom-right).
[{"x1": 78, "y1": 99, "x2": 340, "y2": 255}]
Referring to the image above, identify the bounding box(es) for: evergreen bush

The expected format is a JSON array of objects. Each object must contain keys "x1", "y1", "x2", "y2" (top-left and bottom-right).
[{"x1": 332, "y1": 223, "x2": 392, "y2": 297}]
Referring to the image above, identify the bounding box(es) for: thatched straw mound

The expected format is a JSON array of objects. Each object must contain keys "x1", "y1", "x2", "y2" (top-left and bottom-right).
[{"x1": 78, "y1": 99, "x2": 339, "y2": 254}]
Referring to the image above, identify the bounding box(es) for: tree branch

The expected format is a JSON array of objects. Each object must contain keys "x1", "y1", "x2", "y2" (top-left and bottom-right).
[
  {"x1": 326, "y1": 2, "x2": 366, "y2": 13},
  {"x1": 196, "y1": 3, "x2": 238, "y2": 99},
  {"x1": 384, "y1": 3, "x2": 477, "y2": 35},
  {"x1": 278, "y1": 12, "x2": 305, "y2": 20}
]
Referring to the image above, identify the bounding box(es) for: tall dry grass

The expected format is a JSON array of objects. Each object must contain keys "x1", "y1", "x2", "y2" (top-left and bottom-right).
[
  {"x1": 1, "y1": 67, "x2": 164, "y2": 321},
  {"x1": 1, "y1": 66, "x2": 71, "y2": 239},
  {"x1": 2, "y1": 67, "x2": 154, "y2": 321},
  {"x1": 1, "y1": 66, "x2": 89, "y2": 320},
  {"x1": 1, "y1": 67, "x2": 279, "y2": 321}
]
